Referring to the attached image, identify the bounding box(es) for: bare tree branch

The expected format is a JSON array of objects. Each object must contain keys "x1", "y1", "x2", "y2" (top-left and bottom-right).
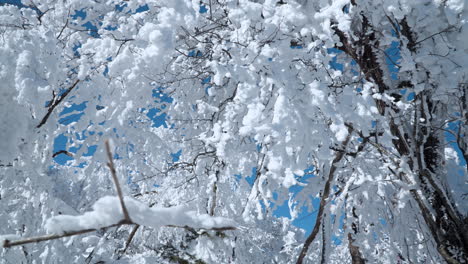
[
  {"x1": 105, "y1": 140, "x2": 131, "y2": 223},
  {"x1": 3, "y1": 223, "x2": 123, "y2": 248},
  {"x1": 296, "y1": 127, "x2": 353, "y2": 264},
  {"x1": 36, "y1": 80, "x2": 80, "y2": 128}
]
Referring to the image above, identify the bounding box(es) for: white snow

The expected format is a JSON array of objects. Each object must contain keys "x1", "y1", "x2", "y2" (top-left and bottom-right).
[
  {"x1": 45, "y1": 196, "x2": 236, "y2": 234},
  {"x1": 330, "y1": 122, "x2": 349, "y2": 141}
]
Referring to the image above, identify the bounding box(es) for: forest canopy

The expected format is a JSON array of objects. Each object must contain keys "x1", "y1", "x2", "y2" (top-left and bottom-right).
[{"x1": 0, "y1": 0, "x2": 467, "y2": 263}]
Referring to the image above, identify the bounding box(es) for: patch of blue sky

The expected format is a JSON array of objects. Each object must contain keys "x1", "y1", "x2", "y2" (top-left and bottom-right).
[
  {"x1": 114, "y1": 3, "x2": 151, "y2": 14},
  {"x1": 1, "y1": 0, "x2": 44, "y2": 15},
  {"x1": 330, "y1": 210, "x2": 346, "y2": 245},
  {"x1": 53, "y1": 134, "x2": 73, "y2": 165},
  {"x1": 445, "y1": 120, "x2": 467, "y2": 166},
  {"x1": 272, "y1": 194, "x2": 291, "y2": 217},
  {"x1": 332, "y1": 235, "x2": 342, "y2": 245},
  {"x1": 1, "y1": 0, "x2": 24, "y2": 7},
  {"x1": 350, "y1": 59, "x2": 360, "y2": 76},
  {"x1": 289, "y1": 165, "x2": 315, "y2": 195},
  {"x1": 399, "y1": 88, "x2": 415, "y2": 101},
  {"x1": 199, "y1": 4, "x2": 208, "y2": 14},
  {"x1": 60, "y1": 101, "x2": 87, "y2": 116},
  {"x1": 126, "y1": 143, "x2": 134, "y2": 153},
  {"x1": 385, "y1": 41, "x2": 400, "y2": 80},
  {"x1": 152, "y1": 88, "x2": 173, "y2": 104},
  {"x1": 384, "y1": 31, "x2": 417, "y2": 103},
  {"x1": 406, "y1": 91, "x2": 415, "y2": 101},
  {"x1": 75, "y1": 131, "x2": 86, "y2": 141},
  {"x1": 83, "y1": 145, "x2": 97, "y2": 157},
  {"x1": 171, "y1": 149, "x2": 182, "y2": 162},
  {"x1": 188, "y1": 50, "x2": 203, "y2": 58},
  {"x1": 201, "y1": 76, "x2": 211, "y2": 85},
  {"x1": 74, "y1": 162, "x2": 87, "y2": 168},
  {"x1": 144, "y1": 87, "x2": 173, "y2": 127},
  {"x1": 245, "y1": 167, "x2": 257, "y2": 187},
  {"x1": 82, "y1": 21, "x2": 100, "y2": 38},
  {"x1": 200, "y1": 76, "x2": 212, "y2": 95},
  {"x1": 135, "y1": 4, "x2": 149, "y2": 13},
  {"x1": 286, "y1": 200, "x2": 320, "y2": 236},
  {"x1": 53, "y1": 129, "x2": 97, "y2": 165},
  {"x1": 72, "y1": 9, "x2": 86, "y2": 20},
  {"x1": 342, "y1": 4, "x2": 350, "y2": 14},
  {"x1": 73, "y1": 43, "x2": 82, "y2": 57},
  {"x1": 290, "y1": 44, "x2": 303, "y2": 49},
  {"x1": 205, "y1": 86, "x2": 212, "y2": 95},
  {"x1": 104, "y1": 24, "x2": 118, "y2": 31},
  {"x1": 146, "y1": 108, "x2": 168, "y2": 128},
  {"x1": 58, "y1": 112, "x2": 85, "y2": 125},
  {"x1": 269, "y1": 165, "x2": 319, "y2": 235},
  {"x1": 127, "y1": 175, "x2": 140, "y2": 191},
  {"x1": 329, "y1": 55, "x2": 344, "y2": 71},
  {"x1": 58, "y1": 101, "x2": 87, "y2": 125},
  {"x1": 256, "y1": 143, "x2": 262, "y2": 152},
  {"x1": 327, "y1": 48, "x2": 344, "y2": 72},
  {"x1": 68, "y1": 144, "x2": 81, "y2": 153},
  {"x1": 379, "y1": 218, "x2": 387, "y2": 227},
  {"x1": 115, "y1": 2, "x2": 126, "y2": 12},
  {"x1": 234, "y1": 173, "x2": 242, "y2": 182}
]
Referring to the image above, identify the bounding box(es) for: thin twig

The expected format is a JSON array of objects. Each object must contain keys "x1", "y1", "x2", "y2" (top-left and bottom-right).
[
  {"x1": 36, "y1": 80, "x2": 80, "y2": 128},
  {"x1": 3, "y1": 223, "x2": 123, "y2": 248},
  {"x1": 105, "y1": 140, "x2": 131, "y2": 222},
  {"x1": 165, "y1": 225, "x2": 236, "y2": 231},
  {"x1": 119, "y1": 225, "x2": 140, "y2": 257},
  {"x1": 296, "y1": 127, "x2": 353, "y2": 264}
]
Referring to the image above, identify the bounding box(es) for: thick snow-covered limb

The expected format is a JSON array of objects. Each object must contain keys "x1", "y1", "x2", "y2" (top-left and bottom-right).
[
  {"x1": 2, "y1": 196, "x2": 236, "y2": 248},
  {"x1": 45, "y1": 196, "x2": 236, "y2": 234}
]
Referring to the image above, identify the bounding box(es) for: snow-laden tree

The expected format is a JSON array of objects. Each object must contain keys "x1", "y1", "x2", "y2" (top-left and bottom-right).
[{"x1": 1, "y1": 0, "x2": 467, "y2": 263}]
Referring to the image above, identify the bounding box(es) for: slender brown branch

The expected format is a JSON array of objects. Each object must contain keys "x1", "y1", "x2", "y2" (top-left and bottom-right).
[
  {"x1": 3, "y1": 223, "x2": 123, "y2": 248},
  {"x1": 36, "y1": 80, "x2": 80, "y2": 128},
  {"x1": 165, "y1": 225, "x2": 236, "y2": 231},
  {"x1": 296, "y1": 127, "x2": 353, "y2": 264},
  {"x1": 105, "y1": 140, "x2": 131, "y2": 222},
  {"x1": 119, "y1": 224, "x2": 140, "y2": 256},
  {"x1": 56, "y1": 18, "x2": 69, "y2": 40},
  {"x1": 52, "y1": 150, "x2": 73, "y2": 158},
  {"x1": 347, "y1": 233, "x2": 366, "y2": 264}
]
